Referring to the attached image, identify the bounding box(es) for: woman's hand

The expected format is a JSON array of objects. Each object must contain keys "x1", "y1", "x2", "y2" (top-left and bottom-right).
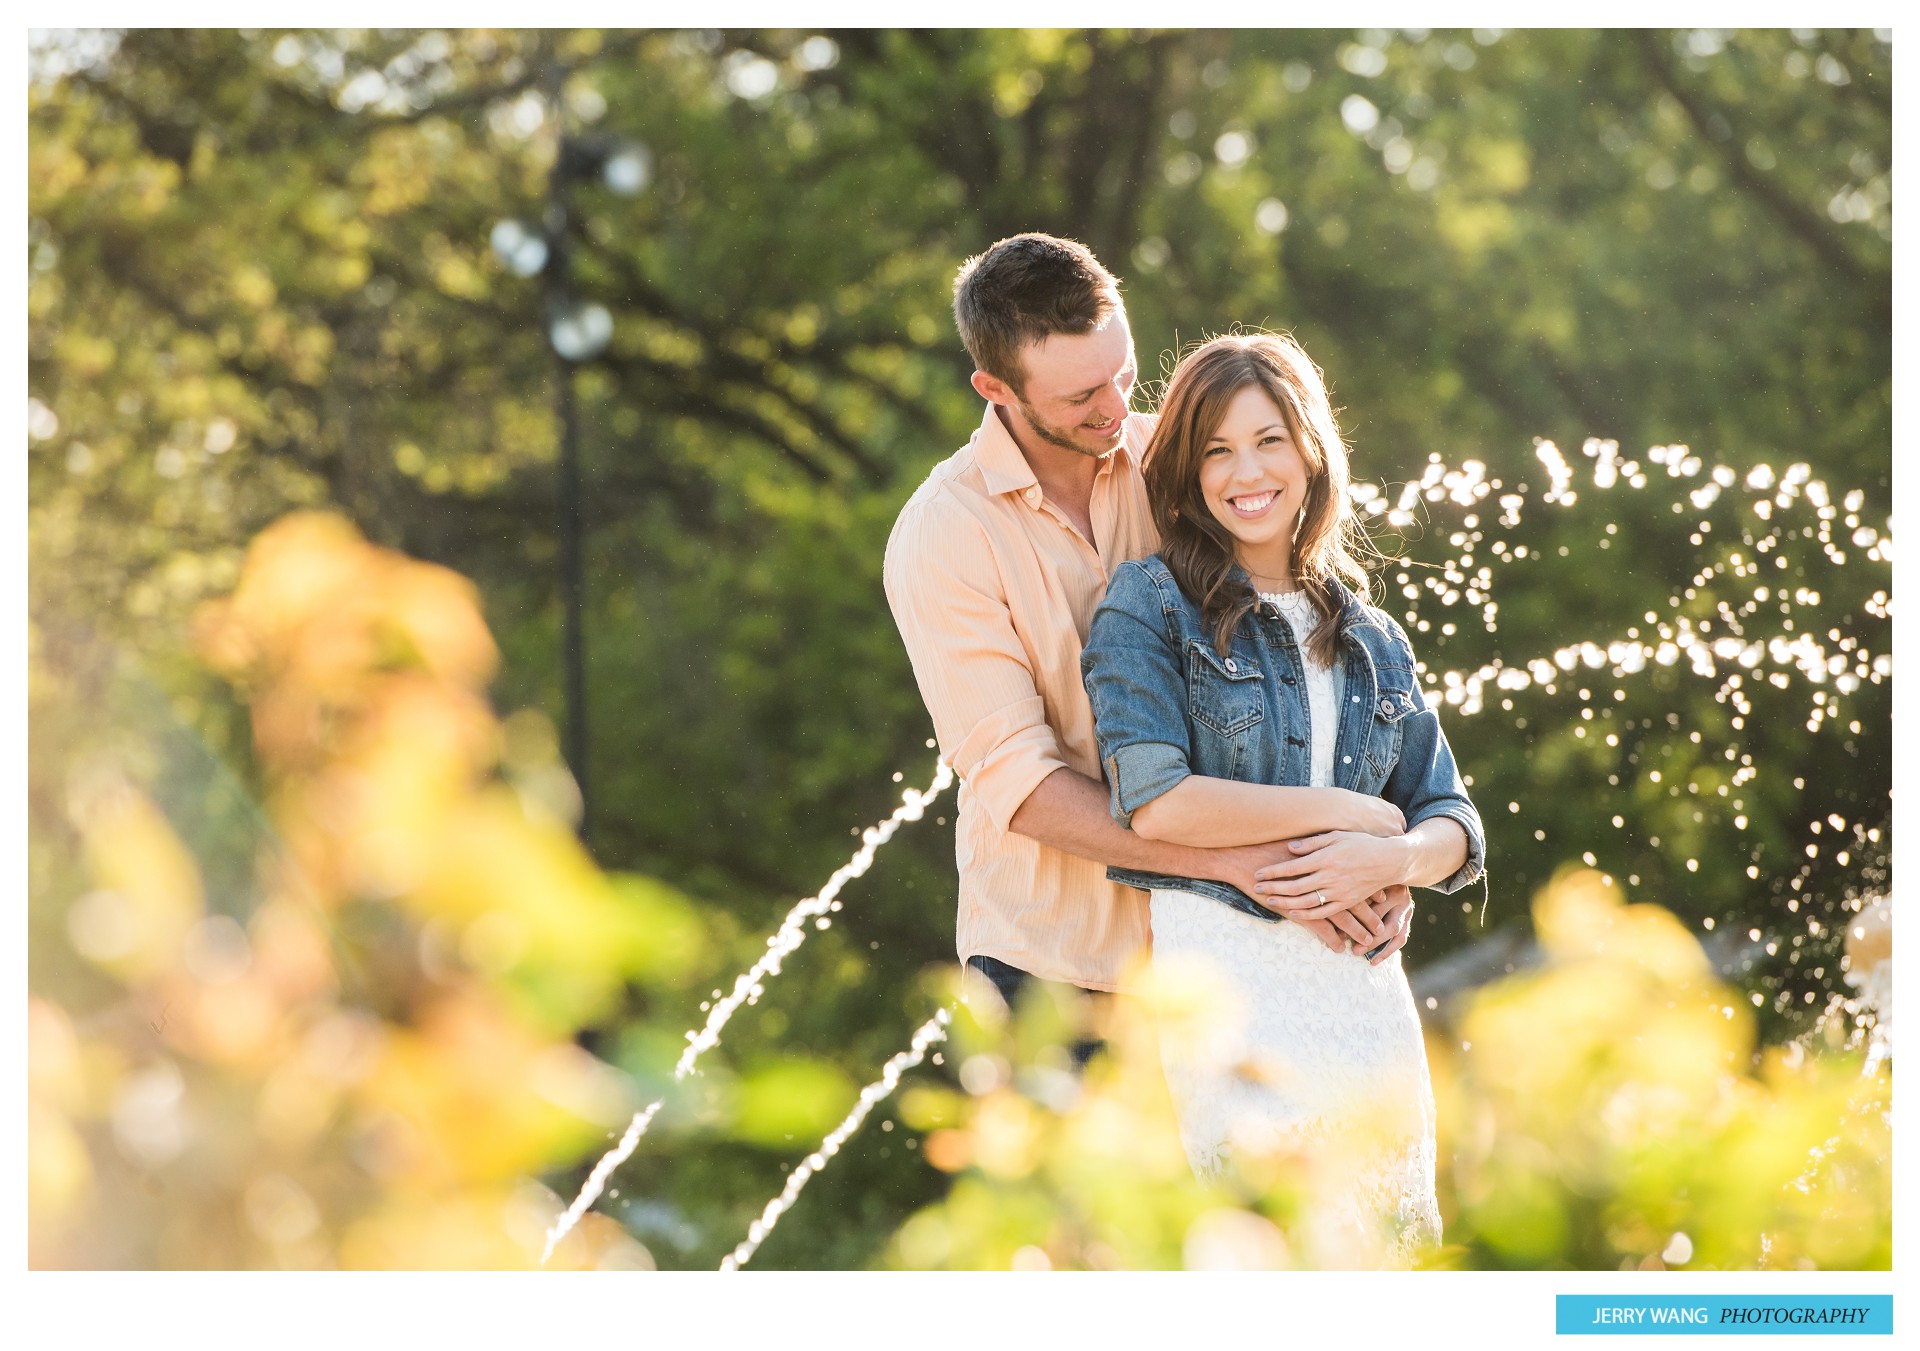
[
  {"x1": 1251, "y1": 830, "x2": 1412, "y2": 917},
  {"x1": 1213, "y1": 842, "x2": 1389, "y2": 948},
  {"x1": 1335, "y1": 790, "x2": 1407, "y2": 839}
]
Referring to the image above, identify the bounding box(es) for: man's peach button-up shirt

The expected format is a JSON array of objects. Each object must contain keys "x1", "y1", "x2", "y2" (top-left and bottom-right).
[{"x1": 883, "y1": 402, "x2": 1160, "y2": 991}]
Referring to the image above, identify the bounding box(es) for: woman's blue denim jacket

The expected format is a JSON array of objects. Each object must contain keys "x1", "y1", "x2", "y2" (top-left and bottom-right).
[{"x1": 1080, "y1": 553, "x2": 1485, "y2": 921}]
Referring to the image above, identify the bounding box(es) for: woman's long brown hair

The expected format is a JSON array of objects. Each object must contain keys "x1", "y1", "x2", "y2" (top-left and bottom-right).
[{"x1": 1141, "y1": 332, "x2": 1375, "y2": 664}]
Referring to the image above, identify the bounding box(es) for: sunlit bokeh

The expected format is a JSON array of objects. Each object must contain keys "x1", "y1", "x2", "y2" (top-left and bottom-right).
[{"x1": 29, "y1": 27, "x2": 1888, "y2": 1271}]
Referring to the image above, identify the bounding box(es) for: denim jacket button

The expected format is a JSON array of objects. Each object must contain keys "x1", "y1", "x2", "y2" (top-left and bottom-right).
[
  {"x1": 1379, "y1": 695, "x2": 1395, "y2": 716},
  {"x1": 1225, "y1": 658, "x2": 1238, "y2": 673}
]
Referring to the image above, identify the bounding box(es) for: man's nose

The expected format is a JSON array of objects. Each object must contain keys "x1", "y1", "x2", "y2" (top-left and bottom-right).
[{"x1": 1092, "y1": 382, "x2": 1129, "y2": 421}]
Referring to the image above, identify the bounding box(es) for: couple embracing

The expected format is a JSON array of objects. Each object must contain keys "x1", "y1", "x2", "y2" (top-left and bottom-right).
[{"x1": 884, "y1": 233, "x2": 1485, "y2": 1266}]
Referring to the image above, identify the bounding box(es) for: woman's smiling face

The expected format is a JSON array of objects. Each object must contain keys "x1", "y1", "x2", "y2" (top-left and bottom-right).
[{"x1": 1197, "y1": 383, "x2": 1311, "y2": 577}]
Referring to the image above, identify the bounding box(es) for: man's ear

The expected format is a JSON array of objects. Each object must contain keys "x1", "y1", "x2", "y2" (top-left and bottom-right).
[{"x1": 970, "y1": 369, "x2": 1020, "y2": 407}]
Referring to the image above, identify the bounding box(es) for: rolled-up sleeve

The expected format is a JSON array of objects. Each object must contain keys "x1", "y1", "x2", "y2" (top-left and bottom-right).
[
  {"x1": 1381, "y1": 624, "x2": 1486, "y2": 894},
  {"x1": 883, "y1": 498, "x2": 1069, "y2": 834},
  {"x1": 1080, "y1": 562, "x2": 1193, "y2": 830}
]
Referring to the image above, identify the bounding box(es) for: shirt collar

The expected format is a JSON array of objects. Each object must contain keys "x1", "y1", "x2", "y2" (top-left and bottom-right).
[{"x1": 971, "y1": 401, "x2": 1143, "y2": 499}]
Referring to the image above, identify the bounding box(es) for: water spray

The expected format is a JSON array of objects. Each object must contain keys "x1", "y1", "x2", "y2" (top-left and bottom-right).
[
  {"x1": 719, "y1": 1008, "x2": 951, "y2": 1271},
  {"x1": 540, "y1": 759, "x2": 953, "y2": 1264}
]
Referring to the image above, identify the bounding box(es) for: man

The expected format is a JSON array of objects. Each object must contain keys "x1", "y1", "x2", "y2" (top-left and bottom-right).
[{"x1": 883, "y1": 233, "x2": 1407, "y2": 1018}]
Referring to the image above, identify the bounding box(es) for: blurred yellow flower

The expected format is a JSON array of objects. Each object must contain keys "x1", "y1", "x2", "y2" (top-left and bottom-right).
[{"x1": 32, "y1": 512, "x2": 704, "y2": 1269}]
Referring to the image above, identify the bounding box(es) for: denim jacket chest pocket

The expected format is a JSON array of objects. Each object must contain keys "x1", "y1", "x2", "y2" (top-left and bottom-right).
[
  {"x1": 1186, "y1": 638, "x2": 1265, "y2": 738},
  {"x1": 1363, "y1": 662, "x2": 1421, "y2": 785}
]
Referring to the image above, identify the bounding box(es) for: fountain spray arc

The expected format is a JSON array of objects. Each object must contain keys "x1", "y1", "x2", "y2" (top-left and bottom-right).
[
  {"x1": 541, "y1": 758, "x2": 956, "y2": 1264},
  {"x1": 720, "y1": 1008, "x2": 952, "y2": 1270}
]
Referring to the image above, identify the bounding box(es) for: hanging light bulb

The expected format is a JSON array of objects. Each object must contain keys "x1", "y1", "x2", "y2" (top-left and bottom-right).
[
  {"x1": 602, "y1": 143, "x2": 651, "y2": 196},
  {"x1": 489, "y1": 219, "x2": 548, "y2": 277},
  {"x1": 549, "y1": 300, "x2": 613, "y2": 361}
]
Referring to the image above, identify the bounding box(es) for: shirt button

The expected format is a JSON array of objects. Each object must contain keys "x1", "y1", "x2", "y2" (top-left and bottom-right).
[
  {"x1": 1225, "y1": 658, "x2": 1238, "y2": 673},
  {"x1": 1351, "y1": 695, "x2": 1360, "y2": 703},
  {"x1": 1343, "y1": 755, "x2": 1352, "y2": 764},
  {"x1": 1024, "y1": 487, "x2": 1040, "y2": 505}
]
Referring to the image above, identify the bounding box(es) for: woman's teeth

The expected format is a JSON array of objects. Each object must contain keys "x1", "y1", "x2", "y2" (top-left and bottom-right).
[{"x1": 1229, "y1": 491, "x2": 1276, "y2": 515}]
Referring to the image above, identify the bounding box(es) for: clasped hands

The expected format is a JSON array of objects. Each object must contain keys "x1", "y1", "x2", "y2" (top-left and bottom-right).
[{"x1": 1246, "y1": 793, "x2": 1417, "y2": 965}]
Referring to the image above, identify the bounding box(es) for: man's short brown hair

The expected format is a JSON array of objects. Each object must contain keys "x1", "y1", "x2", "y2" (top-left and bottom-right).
[{"x1": 951, "y1": 233, "x2": 1123, "y2": 393}]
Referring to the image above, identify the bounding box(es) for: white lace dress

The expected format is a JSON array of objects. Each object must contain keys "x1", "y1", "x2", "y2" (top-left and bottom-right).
[{"x1": 1148, "y1": 589, "x2": 1441, "y2": 1267}]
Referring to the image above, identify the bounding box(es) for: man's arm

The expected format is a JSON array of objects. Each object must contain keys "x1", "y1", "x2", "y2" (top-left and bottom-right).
[
  {"x1": 883, "y1": 498, "x2": 1072, "y2": 838},
  {"x1": 1009, "y1": 767, "x2": 1394, "y2": 950}
]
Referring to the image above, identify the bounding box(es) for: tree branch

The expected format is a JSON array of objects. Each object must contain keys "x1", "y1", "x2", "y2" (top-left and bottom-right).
[
  {"x1": 589, "y1": 350, "x2": 836, "y2": 483},
  {"x1": 577, "y1": 241, "x2": 893, "y2": 484},
  {"x1": 1632, "y1": 30, "x2": 1886, "y2": 307},
  {"x1": 1105, "y1": 35, "x2": 1174, "y2": 264}
]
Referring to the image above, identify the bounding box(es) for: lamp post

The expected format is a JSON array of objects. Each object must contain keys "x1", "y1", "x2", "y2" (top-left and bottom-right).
[
  {"x1": 542, "y1": 59, "x2": 592, "y2": 846},
  {"x1": 487, "y1": 57, "x2": 648, "y2": 849}
]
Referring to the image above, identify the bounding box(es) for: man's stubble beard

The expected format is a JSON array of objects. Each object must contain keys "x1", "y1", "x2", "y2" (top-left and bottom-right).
[{"x1": 1015, "y1": 400, "x2": 1124, "y2": 460}]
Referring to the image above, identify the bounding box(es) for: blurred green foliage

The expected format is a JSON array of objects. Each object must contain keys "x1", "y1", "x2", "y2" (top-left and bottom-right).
[{"x1": 29, "y1": 28, "x2": 1889, "y2": 1269}]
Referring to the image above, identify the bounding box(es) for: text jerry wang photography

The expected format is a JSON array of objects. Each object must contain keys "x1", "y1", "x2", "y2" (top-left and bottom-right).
[{"x1": 24, "y1": 23, "x2": 1893, "y2": 1310}]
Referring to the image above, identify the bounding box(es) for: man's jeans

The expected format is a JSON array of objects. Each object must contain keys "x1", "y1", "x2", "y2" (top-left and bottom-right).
[{"x1": 964, "y1": 955, "x2": 1107, "y2": 1069}]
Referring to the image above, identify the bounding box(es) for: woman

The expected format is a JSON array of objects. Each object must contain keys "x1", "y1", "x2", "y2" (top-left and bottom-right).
[{"x1": 1081, "y1": 332, "x2": 1485, "y2": 1266}]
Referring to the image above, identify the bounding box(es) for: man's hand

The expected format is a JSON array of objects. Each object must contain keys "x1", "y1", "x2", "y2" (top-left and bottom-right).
[
  {"x1": 1360, "y1": 884, "x2": 1415, "y2": 965},
  {"x1": 1296, "y1": 885, "x2": 1413, "y2": 960}
]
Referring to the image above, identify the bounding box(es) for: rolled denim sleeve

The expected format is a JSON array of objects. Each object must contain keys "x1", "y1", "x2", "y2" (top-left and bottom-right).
[
  {"x1": 1380, "y1": 622, "x2": 1486, "y2": 894},
  {"x1": 1081, "y1": 561, "x2": 1193, "y2": 830}
]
